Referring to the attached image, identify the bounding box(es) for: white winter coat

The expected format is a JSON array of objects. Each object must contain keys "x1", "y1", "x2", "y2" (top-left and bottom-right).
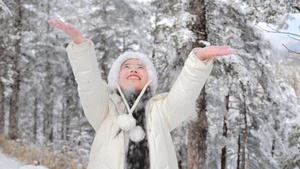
[{"x1": 66, "y1": 40, "x2": 213, "y2": 169}]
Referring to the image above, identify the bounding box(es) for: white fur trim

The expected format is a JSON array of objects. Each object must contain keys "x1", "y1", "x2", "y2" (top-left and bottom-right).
[
  {"x1": 117, "y1": 114, "x2": 136, "y2": 131},
  {"x1": 108, "y1": 52, "x2": 158, "y2": 95},
  {"x1": 129, "y1": 126, "x2": 145, "y2": 142}
]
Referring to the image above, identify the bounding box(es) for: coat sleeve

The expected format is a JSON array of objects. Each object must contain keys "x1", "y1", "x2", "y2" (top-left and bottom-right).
[
  {"x1": 162, "y1": 48, "x2": 213, "y2": 131},
  {"x1": 66, "y1": 39, "x2": 109, "y2": 131}
]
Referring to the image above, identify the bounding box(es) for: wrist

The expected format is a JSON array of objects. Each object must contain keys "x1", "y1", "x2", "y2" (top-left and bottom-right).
[
  {"x1": 198, "y1": 57, "x2": 207, "y2": 61},
  {"x1": 194, "y1": 49, "x2": 207, "y2": 60},
  {"x1": 73, "y1": 37, "x2": 85, "y2": 44}
]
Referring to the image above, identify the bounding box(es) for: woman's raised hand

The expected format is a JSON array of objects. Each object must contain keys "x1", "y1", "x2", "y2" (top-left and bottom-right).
[
  {"x1": 47, "y1": 19, "x2": 85, "y2": 44},
  {"x1": 196, "y1": 46, "x2": 235, "y2": 60}
]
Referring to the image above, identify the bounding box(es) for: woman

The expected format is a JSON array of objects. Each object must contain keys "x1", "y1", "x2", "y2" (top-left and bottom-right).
[{"x1": 48, "y1": 19, "x2": 234, "y2": 169}]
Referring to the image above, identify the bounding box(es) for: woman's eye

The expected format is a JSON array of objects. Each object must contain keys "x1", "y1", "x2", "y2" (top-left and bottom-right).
[{"x1": 138, "y1": 67, "x2": 144, "y2": 69}]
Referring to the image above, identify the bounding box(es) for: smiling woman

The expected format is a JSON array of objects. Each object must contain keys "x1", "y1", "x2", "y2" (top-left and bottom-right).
[
  {"x1": 118, "y1": 59, "x2": 149, "y2": 94},
  {"x1": 47, "y1": 19, "x2": 234, "y2": 169},
  {"x1": 107, "y1": 51, "x2": 158, "y2": 96}
]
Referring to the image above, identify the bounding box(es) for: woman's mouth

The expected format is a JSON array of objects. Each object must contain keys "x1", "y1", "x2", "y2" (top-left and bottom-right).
[{"x1": 127, "y1": 75, "x2": 141, "y2": 80}]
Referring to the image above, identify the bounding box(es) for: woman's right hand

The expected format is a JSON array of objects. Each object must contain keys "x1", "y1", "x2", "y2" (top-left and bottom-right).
[{"x1": 47, "y1": 19, "x2": 85, "y2": 44}]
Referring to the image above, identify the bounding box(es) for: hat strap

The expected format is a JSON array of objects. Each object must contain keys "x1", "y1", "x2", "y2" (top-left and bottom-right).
[{"x1": 116, "y1": 79, "x2": 153, "y2": 115}]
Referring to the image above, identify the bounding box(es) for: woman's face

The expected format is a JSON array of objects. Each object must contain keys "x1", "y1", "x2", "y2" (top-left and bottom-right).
[{"x1": 119, "y1": 59, "x2": 148, "y2": 94}]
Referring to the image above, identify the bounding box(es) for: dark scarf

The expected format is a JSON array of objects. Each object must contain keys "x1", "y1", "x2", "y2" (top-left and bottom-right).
[{"x1": 124, "y1": 89, "x2": 151, "y2": 169}]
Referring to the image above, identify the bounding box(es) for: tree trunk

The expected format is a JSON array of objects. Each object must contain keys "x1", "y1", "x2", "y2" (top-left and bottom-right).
[
  {"x1": 9, "y1": 75, "x2": 20, "y2": 140},
  {"x1": 62, "y1": 93, "x2": 71, "y2": 141},
  {"x1": 241, "y1": 90, "x2": 247, "y2": 169},
  {"x1": 271, "y1": 139, "x2": 275, "y2": 157},
  {"x1": 0, "y1": 76, "x2": 4, "y2": 135},
  {"x1": 9, "y1": 0, "x2": 22, "y2": 140},
  {"x1": 271, "y1": 121, "x2": 278, "y2": 157},
  {"x1": 43, "y1": 61, "x2": 54, "y2": 142},
  {"x1": 43, "y1": 0, "x2": 54, "y2": 143},
  {"x1": 0, "y1": 36, "x2": 5, "y2": 135},
  {"x1": 187, "y1": 87, "x2": 207, "y2": 169},
  {"x1": 187, "y1": 0, "x2": 208, "y2": 47},
  {"x1": 186, "y1": 0, "x2": 208, "y2": 168},
  {"x1": 221, "y1": 95, "x2": 229, "y2": 169},
  {"x1": 33, "y1": 97, "x2": 38, "y2": 141},
  {"x1": 237, "y1": 135, "x2": 241, "y2": 169},
  {"x1": 221, "y1": 117, "x2": 228, "y2": 169}
]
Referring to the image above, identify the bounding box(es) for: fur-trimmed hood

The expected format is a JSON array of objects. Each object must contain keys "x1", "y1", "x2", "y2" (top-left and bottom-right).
[{"x1": 108, "y1": 52, "x2": 158, "y2": 95}]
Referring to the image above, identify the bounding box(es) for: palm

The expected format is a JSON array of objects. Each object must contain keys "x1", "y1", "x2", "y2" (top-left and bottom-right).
[
  {"x1": 196, "y1": 46, "x2": 235, "y2": 60},
  {"x1": 47, "y1": 19, "x2": 84, "y2": 44}
]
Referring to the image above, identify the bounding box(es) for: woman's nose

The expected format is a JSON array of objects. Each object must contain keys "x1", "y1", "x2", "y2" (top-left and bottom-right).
[{"x1": 130, "y1": 70, "x2": 137, "y2": 73}]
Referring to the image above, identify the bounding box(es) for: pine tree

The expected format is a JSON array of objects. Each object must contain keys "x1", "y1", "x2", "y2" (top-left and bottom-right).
[{"x1": 204, "y1": 0, "x2": 300, "y2": 168}]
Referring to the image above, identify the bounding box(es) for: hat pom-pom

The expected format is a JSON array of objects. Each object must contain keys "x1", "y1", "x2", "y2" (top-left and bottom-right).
[
  {"x1": 129, "y1": 126, "x2": 145, "y2": 142},
  {"x1": 117, "y1": 114, "x2": 136, "y2": 131}
]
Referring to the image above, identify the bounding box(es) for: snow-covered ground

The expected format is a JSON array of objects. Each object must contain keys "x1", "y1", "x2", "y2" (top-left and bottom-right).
[
  {"x1": 0, "y1": 151, "x2": 21, "y2": 169},
  {"x1": 0, "y1": 151, "x2": 48, "y2": 169},
  {"x1": 19, "y1": 165, "x2": 48, "y2": 169}
]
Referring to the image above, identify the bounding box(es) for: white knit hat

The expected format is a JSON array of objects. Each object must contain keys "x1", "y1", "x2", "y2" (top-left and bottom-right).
[{"x1": 108, "y1": 52, "x2": 158, "y2": 94}]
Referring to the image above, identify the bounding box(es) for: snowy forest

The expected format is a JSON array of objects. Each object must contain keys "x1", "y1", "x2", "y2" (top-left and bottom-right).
[{"x1": 1, "y1": 0, "x2": 300, "y2": 168}]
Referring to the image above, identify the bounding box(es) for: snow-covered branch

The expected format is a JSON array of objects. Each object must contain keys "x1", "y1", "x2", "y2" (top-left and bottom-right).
[
  {"x1": 282, "y1": 44, "x2": 300, "y2": 55},
  {"x1": 255, "y1": 23, "x2": 300, "y2": 58},
  {"x1": 255, "y1": 24, "x2": 300, "y2": 38},
  {"x1": 0, "y1": 0, "x2": 12, "y2": 16}
]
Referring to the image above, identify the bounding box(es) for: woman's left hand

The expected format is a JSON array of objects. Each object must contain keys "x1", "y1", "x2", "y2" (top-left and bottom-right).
[{"x1": 196, "y1": 46, "x2": 235, "y2": 60}]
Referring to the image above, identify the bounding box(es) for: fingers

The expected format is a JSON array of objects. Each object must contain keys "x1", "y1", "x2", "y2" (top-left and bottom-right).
[
  {"x1": 49, "y1": 19, "x2": 77, "y2": 33},
  {"x1": 48, "y1": 19, "x2": 76, "y2": 35},
  {"x1": 207, "y1": 46, "x2": 235, "y2": 55},
  {"x1": 213, "y1": 49, "x2": 235, "y2": 57},
  {"x1": 196, "y1": 46, "x2": 235, "y2": 60},
  {"x1": 47, "y1": 19, "x2": 66, "y2": 30},
  {"x1": 47, "y1": 20, "x2": 56, "y2": 27},
  {"x1": 208, "y1": 46, "x2": 230, "y2": 50},
  {"x1": 47, "y1": 19, "x2": 85, "y2": 43},
  {"x1": 47, "y1": 19, "x2": 75, "y2": 33},
  {"x1": 55, "y1": 19, "x2": 66, "y2": 29}
]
